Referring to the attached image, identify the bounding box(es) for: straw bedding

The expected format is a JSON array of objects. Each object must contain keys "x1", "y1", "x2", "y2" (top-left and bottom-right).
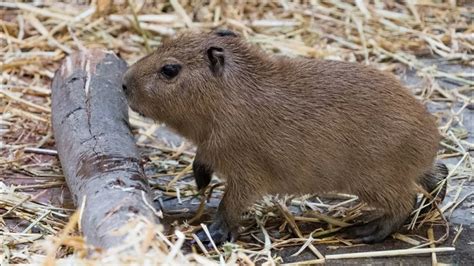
[{"x1": 1, "y1": 0, "x2": 472, "y2": 264}]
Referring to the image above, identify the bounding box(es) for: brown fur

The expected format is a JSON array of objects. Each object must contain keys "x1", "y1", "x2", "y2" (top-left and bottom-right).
[{"x1": 123, "y1": 30, "x2": 445, "y2": 244}]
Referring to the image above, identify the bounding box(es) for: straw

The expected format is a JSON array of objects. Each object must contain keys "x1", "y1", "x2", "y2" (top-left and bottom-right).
[{"x1": 1, "y1": 1, "x2": 472, "y2": 264}]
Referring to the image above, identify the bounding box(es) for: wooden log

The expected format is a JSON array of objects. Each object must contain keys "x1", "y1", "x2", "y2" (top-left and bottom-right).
[{"x1": 51, "y1": 49, "x2": 159, "y2": 248}]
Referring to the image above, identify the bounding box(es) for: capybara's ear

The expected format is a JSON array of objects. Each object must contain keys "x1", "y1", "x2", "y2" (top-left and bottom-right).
[{"x1": 207, "y1": 46, "x2": 225, "y2": 75}]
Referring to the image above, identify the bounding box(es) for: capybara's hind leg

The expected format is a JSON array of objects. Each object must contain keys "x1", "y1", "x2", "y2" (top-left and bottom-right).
[
  {"x1": 347, "y1": 211, "x2": 408, "y2": 243},
  {"x1": 419, "y1": 162, "x2": 448, "y2": 201},
  {"x1": 345, "y1": 186, "x2": 415, "y2": 243},
  {"x1": 412, "y1": 162, "x2": 449, "y2": 215}
]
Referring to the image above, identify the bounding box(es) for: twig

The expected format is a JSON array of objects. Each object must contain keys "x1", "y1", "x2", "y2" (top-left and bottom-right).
[{"x1": 325, "y1": 247, "x2": 455, "y2": 260}]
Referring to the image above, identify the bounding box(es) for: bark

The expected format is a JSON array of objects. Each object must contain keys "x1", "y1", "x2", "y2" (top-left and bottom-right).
[{"x1": 51, "y1": 49, "x2": 159, "y2": 248}]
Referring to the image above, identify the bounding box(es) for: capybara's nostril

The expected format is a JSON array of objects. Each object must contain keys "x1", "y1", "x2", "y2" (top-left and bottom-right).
[{"x1": 122, "y1": 84, "x2": 128, "y2": 93}]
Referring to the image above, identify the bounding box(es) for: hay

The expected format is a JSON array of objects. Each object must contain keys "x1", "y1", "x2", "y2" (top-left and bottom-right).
[{"x1": 1, "y1": 0, "x2": 472, "y2": 264}]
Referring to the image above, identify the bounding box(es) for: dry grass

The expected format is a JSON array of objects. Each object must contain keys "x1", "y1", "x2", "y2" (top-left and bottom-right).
[{"x1": 1, "y1": 0, "x2": 472, "y2": 264}]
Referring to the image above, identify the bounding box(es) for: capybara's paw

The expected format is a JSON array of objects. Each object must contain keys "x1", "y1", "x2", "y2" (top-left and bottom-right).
[
  {"x1": 195, "y1": 220, "x2": 237, "y2": 247},
  {"x1": 343, "y1": 215, "x2": 403, "y2": 244}
]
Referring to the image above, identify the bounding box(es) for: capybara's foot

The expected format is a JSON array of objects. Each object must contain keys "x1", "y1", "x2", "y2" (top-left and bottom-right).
[
  {"x1": 343, "y1": 214, "x2": 405, "y2": 244},
  {"x1": 195, "y1": 218, "x2": 238, "y2": 246}
]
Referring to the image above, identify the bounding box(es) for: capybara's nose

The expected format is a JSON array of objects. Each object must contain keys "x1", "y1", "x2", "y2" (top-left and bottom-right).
[{"x1": 122, "y1": 70, "x2": 131, "y2": 95}]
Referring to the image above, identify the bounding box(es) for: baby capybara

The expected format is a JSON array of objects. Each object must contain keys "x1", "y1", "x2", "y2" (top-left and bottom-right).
[{"x1": 122, "y1": 30, "x2": 446, "y2": 244}]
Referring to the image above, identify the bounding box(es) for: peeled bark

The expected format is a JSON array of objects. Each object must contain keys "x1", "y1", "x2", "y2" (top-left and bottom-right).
[{"x1": 51, "y1": 49, "x2": 159, "y2": 248}]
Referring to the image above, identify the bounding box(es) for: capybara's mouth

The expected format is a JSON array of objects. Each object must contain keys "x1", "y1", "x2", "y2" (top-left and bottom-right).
[
  {"x1": 132, "y1": 107, "x2": 146, "y2": 117},
  {"x1": 127, "y1": 101, "x2": 146, "y2": 117}
]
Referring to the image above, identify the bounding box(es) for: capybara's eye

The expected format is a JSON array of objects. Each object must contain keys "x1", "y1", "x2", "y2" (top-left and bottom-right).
[{"x1": 160, "y1": 64, "x2": 181, "y2": 79}]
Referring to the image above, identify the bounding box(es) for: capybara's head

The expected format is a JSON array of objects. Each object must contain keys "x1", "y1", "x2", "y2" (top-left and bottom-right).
[{"x1": 122, "y1": 29, "x2": 267, "y2": 139}]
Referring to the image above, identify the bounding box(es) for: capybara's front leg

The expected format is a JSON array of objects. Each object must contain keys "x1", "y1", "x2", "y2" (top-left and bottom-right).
[
  {"x1": 196, "y1": 178, "x2": 260, "y2": 245},
  {"x1": 192, "y1": 149, "x2": 213, "y2": 192}
]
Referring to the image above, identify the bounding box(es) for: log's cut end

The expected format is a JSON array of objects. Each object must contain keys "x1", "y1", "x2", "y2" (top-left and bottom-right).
[
  {"x1": 58, "y1": 49, "x2": 109, "y2": 79},
  {"x1": 51, "y1": 49, "x2": 160, "y2": 249}
]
